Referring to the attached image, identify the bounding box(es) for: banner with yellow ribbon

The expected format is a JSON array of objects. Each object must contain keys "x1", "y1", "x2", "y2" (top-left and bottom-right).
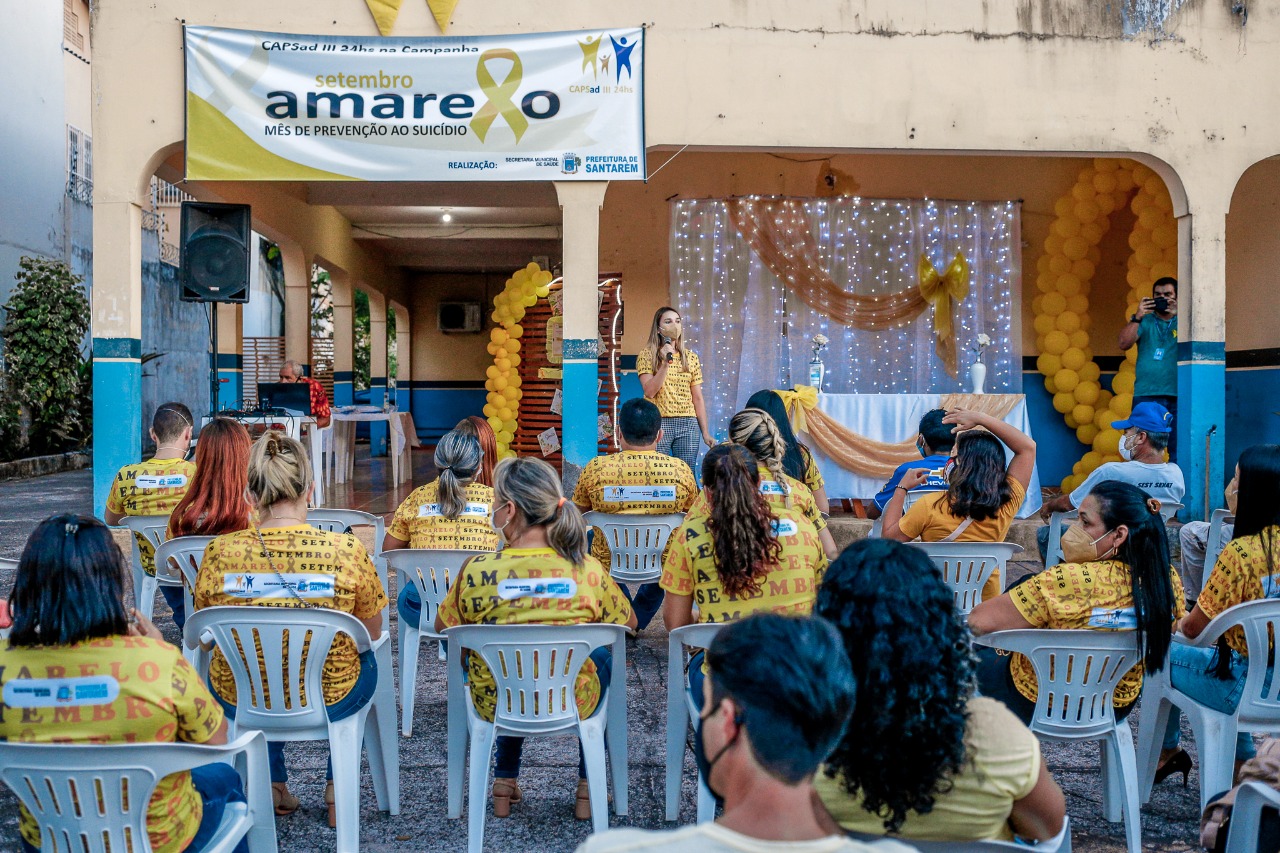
[{"x1": 918, "y1": 251, "x2": 970, "y2": 379}]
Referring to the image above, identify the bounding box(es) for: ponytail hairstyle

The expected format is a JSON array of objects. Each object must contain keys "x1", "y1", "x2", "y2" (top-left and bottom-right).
[
  {"x1": 644, "y1": 306, "x2": 688, "y2": 372},
  {"x1": 745, "y1": 390, "x2": 807, "y2": 481},
  {"x1": 169, "y1": 417, "x2": 252, "y2": 538},
  {"x1": 493, "y1": 456, "x2": 588, "y2": 566},
  {"x1": 1089, "y1": 480, "x2": 1176, "y2": 676},
  {"x1": 702, "y1": 444, "x2": 781, "y2": 597},
  {"x1": 247, "y1": 430, "x2": 312, "y2": 512},
  {"x1": 433, "y1": 429, "x2": 483, "y2": 520},
  {"x1": 729, "y1": 408, "x2": 792, "y2": 507},
  {"x1": 456, "y1": 415, "x2": 498, "y2": 487}
]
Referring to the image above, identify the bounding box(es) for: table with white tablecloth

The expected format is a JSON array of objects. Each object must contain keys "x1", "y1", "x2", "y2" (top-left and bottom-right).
[
  {"x1": 803, "y1": 393, "x2": 1042, "y2": 518},
  {"x1": 332, "y1": 410, "x2": 420, "y2": 486}
]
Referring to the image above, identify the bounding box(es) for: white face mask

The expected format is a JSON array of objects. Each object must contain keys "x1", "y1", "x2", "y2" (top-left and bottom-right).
[
  {"x1": 490, "y1": 501, "x2": 511, "y2": 542},
  {"x1": 1119, "y1": 433, "x2": 1137, "y2": 462}
]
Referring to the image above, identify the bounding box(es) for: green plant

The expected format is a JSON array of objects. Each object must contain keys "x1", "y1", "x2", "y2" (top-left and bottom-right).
[
  {"x1": 2, "y1": 257, "x2": 91, "y2": 456},
  {"x1": 354, "y1": 289, "x2": 370, "y2": 391}
]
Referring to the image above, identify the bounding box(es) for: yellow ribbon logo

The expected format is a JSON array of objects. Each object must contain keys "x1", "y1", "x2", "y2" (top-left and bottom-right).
[
  {"x1": 918, "y1": 251, "x2": 970, "y2": 379},
  {"x1": 471, "y1": 48, "x2": 529, "y2": 143}
]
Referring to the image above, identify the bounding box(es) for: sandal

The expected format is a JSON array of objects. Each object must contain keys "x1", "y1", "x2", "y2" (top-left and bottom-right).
[
  {"x1": 271, "y1": 782, "x2": 300, "y2": 816},
  {"x1": 575, "y1": 779, "x2": 591, "y2": 821},
  {"x1": 324, "y1": 781, "x2": 336, "y2": 829},
  {"x1": 492, "y1": 778, "x2": 522, "y2": 818}
]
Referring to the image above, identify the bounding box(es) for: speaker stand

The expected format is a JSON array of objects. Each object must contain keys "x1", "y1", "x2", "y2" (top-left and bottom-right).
[{"x1": 208, "y1": 303, "x2": 220, "y2": 419}]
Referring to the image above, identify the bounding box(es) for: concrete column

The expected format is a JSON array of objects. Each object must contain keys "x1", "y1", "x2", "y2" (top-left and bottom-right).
[
  {"x1": 554, "y1": 181, "x2": 609, "y2": 480},
  {"x1": 280, "y1": 241, "x2": 312, "y2": 370},
  {"x1": 92, "y1": 199, "x2": 144, "y2": 517},
  {"x1": 331, "y1": 271, "x2": 355, "y2": 407},
  {"x1": 394, "y1": 302, "x2": 412, "y2": 413},
  {"x1": 215, "y1": 303, "x2": 243, "y2": 411},
  {"x1": 368, "y1": 288, "x2": 388, "y2": 456}
]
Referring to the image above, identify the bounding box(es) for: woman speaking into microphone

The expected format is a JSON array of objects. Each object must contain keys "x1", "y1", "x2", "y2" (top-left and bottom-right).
[{"x1": 636, "y1": 306, "x2": 714, "y2": 472}]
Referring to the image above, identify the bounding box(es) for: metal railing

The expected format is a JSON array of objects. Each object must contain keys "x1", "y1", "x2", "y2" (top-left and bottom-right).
[{"x1": 66, "y1": 175, "x2": 92, "y2": 205}]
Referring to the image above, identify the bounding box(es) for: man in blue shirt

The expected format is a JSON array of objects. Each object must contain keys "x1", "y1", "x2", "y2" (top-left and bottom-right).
[
  {"x1": 1119, "y1": 276, "x2": 1178, "y2": 459},
  {"x1": 866, "y1": 409, "x2": 953, "y2": 519}
]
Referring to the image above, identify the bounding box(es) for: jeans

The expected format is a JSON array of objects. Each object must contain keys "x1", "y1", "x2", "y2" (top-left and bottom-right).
[
  {"x1": 1161, "y1": 643, "x2": 1258, "y2": 760},
  {"x1": 19, "y1": 762, "x2": 249, "y2": 853},
  {"x1": 398, "y1": 583, "x2": 422, "y2": 629},
  {"x1": 494, "y1": 645, "x2": 612, "y2": 780},
  {"x1": 620, "y1": 583, "x2": 665, "y2": 631},
  {"x1": 162, "y1": 585, "x2": 187, "y2": 632},
  {"x1": 974, "y1": 646, "x2": 1135, "y2": 725},
  {"x1": 687, "y1": 650, "x2": 707, "y2": 711},
  {"x1": 1179, "y1": 521, "x2": 1233, "y2": 602},
  {"x1": 1133, "y1": 394, "x2": 1177, "y2": 461},
  {"x1": 1036, "y1": 525, "x2": 1051, "y2": 564},
  {"x1": 213, "y1": 649, "x2": 379, "y2": 783}
]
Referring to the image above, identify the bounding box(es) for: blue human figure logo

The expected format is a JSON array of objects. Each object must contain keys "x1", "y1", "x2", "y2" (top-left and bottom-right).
[{"x1": 610, "y1": 35, "x2": 636, "y2": 81}]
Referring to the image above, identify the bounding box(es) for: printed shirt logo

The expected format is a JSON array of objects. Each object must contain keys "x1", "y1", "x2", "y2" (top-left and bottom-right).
[
  {"x1": 496, "y1": 578, "x2": 578, "y2": 600},
  {"x1": 1088, "y1": 606, "x2": 1138, "y2": 630},
  {"x1": 1261, "y1": 573, "x2": 1280, "y2": 599},
  {"x1": 3, "y1": 676, "x2": 121, "y2": 708},
  {"x1": 224, "y1": 573, "x2": 337, "y2": 599},
  {"x1": 602, "y1": 485, "x2": 677, "y2": 502},
  {"x1": 419, "y1": 502, "x2": 491, "y2": 517},
  {"x1": 770, "y1": 518, "x2": 799, "y2": 538},
  {"x1": 760, "y1": 480, "x2": 789, "y2": 496},
  {"x1": 136, "y1": 474, "x2": 189, "y2": 489}
]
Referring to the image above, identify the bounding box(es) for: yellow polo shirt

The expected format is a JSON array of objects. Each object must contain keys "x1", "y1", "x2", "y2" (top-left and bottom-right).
[
  {"x1": 388, "y1": 480, "x2": 498, "y2": 551},
  {"x1": 105, "y1": 456, "x2": 196, "y2": 576},
  {"x1": 636, "y1": 347, "x2": 703, "y2": 418},
  {"x1": 572, "y1": 450, "x2": 698, "y2": 567},
  {"x1": 1197, "y1": 526, "x2": 1280, "y2": 656}
]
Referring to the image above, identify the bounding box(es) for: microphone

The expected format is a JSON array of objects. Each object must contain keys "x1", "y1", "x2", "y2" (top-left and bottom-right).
[{"x1": 661, "y1": 336, "x2": 674, "y2": 363}]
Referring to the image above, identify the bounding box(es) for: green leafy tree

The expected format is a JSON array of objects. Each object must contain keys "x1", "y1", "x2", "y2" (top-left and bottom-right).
[
  {"x1": 354, "y1": 289, "x2": 370, "y2": 391},
  {"x1": 1, "y1": 257, "x2": 91, "y2": 456}
]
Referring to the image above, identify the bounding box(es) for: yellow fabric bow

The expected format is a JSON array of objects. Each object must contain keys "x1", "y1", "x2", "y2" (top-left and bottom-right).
[
  {"x1": 918, "y1": 252, "x2": 970, "y2": 380},
  {"x1": 775, "y1": 385, "x2": 819, "y2": 434}
]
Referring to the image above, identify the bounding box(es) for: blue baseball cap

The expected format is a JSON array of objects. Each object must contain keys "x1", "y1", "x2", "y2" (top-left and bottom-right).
[{"x1": 1111, "y1": 402, "x2": 1173, "y2": 433}]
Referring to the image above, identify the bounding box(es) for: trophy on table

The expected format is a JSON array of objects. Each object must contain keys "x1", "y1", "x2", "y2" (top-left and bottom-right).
[{"x1": 809, "y1": 334, "x2": 829, "y2": 392}]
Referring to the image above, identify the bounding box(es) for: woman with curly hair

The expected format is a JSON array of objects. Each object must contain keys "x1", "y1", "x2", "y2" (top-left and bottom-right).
[
  {"x1": 815, "y1": 539, "x2": 1065, "y2": 842},
  {"x1": 660, "y1": 443, "x2": 828, "y2": 699}
]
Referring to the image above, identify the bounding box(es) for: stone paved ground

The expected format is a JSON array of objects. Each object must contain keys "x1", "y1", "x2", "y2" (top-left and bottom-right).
[{"x1": 0, "y1": 464, "x2": 1214, "y2": 851}]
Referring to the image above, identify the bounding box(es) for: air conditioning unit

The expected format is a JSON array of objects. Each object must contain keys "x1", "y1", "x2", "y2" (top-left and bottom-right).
[{"x1": 438, "y1": 302, "x2": 482, "y2": 334}]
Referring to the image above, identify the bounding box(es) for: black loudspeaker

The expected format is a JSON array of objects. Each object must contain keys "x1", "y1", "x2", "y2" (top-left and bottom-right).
[{"x1": 179, "y1": 202, "x2": 251, "y2": 303}]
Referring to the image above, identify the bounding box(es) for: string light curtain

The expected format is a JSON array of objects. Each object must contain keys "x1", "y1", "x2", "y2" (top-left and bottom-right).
[{"x1": 671, "y1": 196, "x2": 1021, "y2": 439}]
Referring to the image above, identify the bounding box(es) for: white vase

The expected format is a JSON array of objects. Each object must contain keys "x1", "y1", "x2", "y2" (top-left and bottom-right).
[{"x1": 969, "y1": 361, "x2": 987, "y2": 395}]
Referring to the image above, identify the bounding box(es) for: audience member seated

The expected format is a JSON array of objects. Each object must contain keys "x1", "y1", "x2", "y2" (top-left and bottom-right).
[
  {"x1": 573, "y1": 398, "x2": 698, "y2": 632},
  {"x1": 662, "y1": 444, "x2": 828, "y2": 700},
  {"x1": 814, "y1": 539, "x2": 1065, "y2": 843},
  {"x1": 164, "y1": 417, "x2": 252, "y2": 630},
  {"x1": 103, "y1": 402, "x2": 196, "y2": 597},
  {"x1": 745, "y1": 389, "x2": 830, "y2": 514},
  {"x1": 454, "y1": 415, "x2": 498, "y2": 486},
  {"x1": 1037, "y1": 401, "x2": 1183, "y2": 562},
  {"x1": 866, "y1": 409, "x2": 953, "y2": 521},
  {"x1": 578, "y1": 613, "x2": 911, "y2": 853},
  {"x1": 1178, "y1": 467, "x2": 1237, "y2": 602},
  {"x1": 688, "y1": 408, "x2": 837, "y2": 560},
  {"x1": 277, "y1": 360, "x2": 331, "y2": 428},
  {"x1": 382, "y1": 428, "x2": 498, "y2": 631},
  {"x1": 1, "y1": 514, "x2": 245, "y2": 853},
  {"x1": 194, "y1": 430, "x2": 386, "y2": 827},
  {"x1": 970, "y1": 481, "x2": 1184, "y2": 725},
  {"x1": 434, "y1": 456, "x2": 636, "y2": 821},
  {"x1": 882, "y1": 408, "x2": 1036, "y2": 601},
  {"x1": 1157, "y1": 444, "x2": 1280, "y2": 785}
]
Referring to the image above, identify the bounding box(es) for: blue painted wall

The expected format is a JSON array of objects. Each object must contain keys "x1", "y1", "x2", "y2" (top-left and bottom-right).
[
  {"x1": 1224, "y1": 353, "x2": 1280, "y2": 478},
  {"x1": 409, "y1": 381, "x2": 487, "y2": 442}
]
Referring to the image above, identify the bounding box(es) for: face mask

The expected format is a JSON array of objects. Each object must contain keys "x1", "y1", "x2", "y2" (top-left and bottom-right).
[
  {"x1": 1060, "y1": 523, "x2": 1116, "y2": 564},
  {"x1": 489, "y1": 502, "x2": 511, "y2": 542},
  {"x1": 1118, "y1": 433, "x2": 1137, "y2": 462},
  {"x1": 693, "y1": 700, "x2": 739, "y2": 804},
  {"x1": 1226, "y1": 481, "x2": 1239, "y2": 515},
  {"x1": 916, "y1": 437, "x2": 927, "y2": 458}
]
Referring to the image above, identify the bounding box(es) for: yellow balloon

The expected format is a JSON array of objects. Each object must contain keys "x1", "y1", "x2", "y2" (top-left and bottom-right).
[
  {"x1": 1093, "y1": 172, "x2": 1118, "y2": 194},
  {"x1": 1072, "y1": 403, "x2": 1095, "y2": 426},
  {"x1": 1055, "y1": 311, "x2": 1081, "y2": 334},
  {"x1": 1055, "y1": 274, "x2": 1082, "y2": 297},
  {"x1": 525, "y1": 262, "x2": 540, "y2": 276},
  {"x1": 1111, "y1": 371, "x2": 1135, "y2": 395},
  {"x1": 503, "y1": 387, "x2": 520, "y2": 402},
  {"x1": 487, "y1": 416, "x2": 503, "y2": 431},
  {"x1": 510, "y1": 324, "x2": 524, "y2": 338},
  {"x1": 495, "y1": 358, "x2": 511, "y2": 372},
  {"x1": 535, "y1": 285, "x2": 551, "y2": 298},
  {"x1": 1061, "y1": 347, "x2": 1087, "y2": 371},
  {"x1": 1033, "y1": 314, "x2": 1056, "y2": 336},
  {"x1": 1074, "y1": 382, "x2": 1101, "y2": 406},
  {"x1": 1044, "y1": 376, "x2": 1058, "y2": 395},
  {"x1": 1077, "y1": 424, "x2": 1099, "y2": 446},
  {"x1": 1094, "y1": 406, "x2": 1113, "y2": 430},
  {"x1": 1053, "y1": 392, "x2": 1076, "y2": 414},
  {"x1": 1072, "y1": 258, "x2": 1096, "y2": 280},
  {"x1": 1042, "y1": 331, "x2": 1069, "y2": 355},
  {"x1": 506, "y1": 338, "x2": 522, "y2": 354},
  {"x1": 486, "y1": 365, "x2": 499, "y2": 380},
  {"x1": 482, "y1": 404, "x2": 496, "y2": 418},
  {"x1": 1071, "y1": 182, "x2": 1096, "y2": 203},
  {"x1": 1066, "y1": 294, "x2": 1089, "y2": 315},
  {"x1": 1150, "y1": 261, "x2": 1177, "y2": 281},
  {"x1": 1094, "y1": 428, "x2": 1122, "y2": 456},
  {"x1": 1037, "y1": 353, "x2": 1062, "y2": 376},
  {"x1": 1032, "y1": 295, "x2": 1045, "y2": 315},
  {"x1": 511, "y1": 268, "x2": 530, "y2": 283},
  {"x1": 498, "y1": 430, "x2": 514, "y2": 444},
  {"x1": 1063, "y1": 236, "x2": 1089, "y2": 260},
  {"x1": 1068, "y1": 330, "x2": 1090, "y2": 350},
  {"x1": 522, "y1": 294, "x2": 537, "y2": 307},
  {"x1": 1064, "y1": 414, "x2": 1080, "y2": 430},
  {"x1": 1054, "y1": 197, "x2": 1074, "y2": 218},
  {"x1": 493, "y1": 375, "x2": 508, "y2": 391},
  {"x1": 1096, "y1": 193, "x2": 1117, "y2": 216},
  {"x1": 1074, "y1": 200, "x2": 1101, "y2": 223},
  {"x1": 1049, "y1": 255, "x2": 1073, "y2": 275},
  {"x1": 1136, "y1": 243, "x2": 1163, "y2": 267},
  {"x1": 1110, "y1": 392, "x2": 1133, "y2": 415},
  {"x1": 502, "y1": 420, "x2": 517, "y2": 433},
  {"x1": 1042, "y1": 292, "x2": 1068, "y2": 316},
  {"x1": 1054, "y1": 217, "x2": 1082, "y2": 239},
  {"x1": 1055, "y1": 369, "x2": 1080, "y2": 392},
  {"x1": 1044, "y1": 234, "x2": 1066, "y2": 257},
  {"x1": 1061, "y1": 475, "x2": 1079, "y2": 494},
  {"x1": 1080, "y1": 362, "x2": 1101, "y2": 383},
  {"x1": 491, "y1": 327, "x2": 509, "y2": 344}
]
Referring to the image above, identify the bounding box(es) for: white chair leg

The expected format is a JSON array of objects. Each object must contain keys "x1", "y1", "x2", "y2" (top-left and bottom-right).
[
  {"x1": 581, "y1": 720, "x2": 610, "y2": 833},
  {"x1": 664, "y1": 647, "x2": 687, "y2": 821},
  {"x1": 329, "y1": 713, "x2": 368, "y2": 853},
  {"x1": 240, "y1": 735, "x2": 280, "y2": 853},
  {"x1": 138, "y1": 574, "x2": 158, "y2": 621},
  {"x1": 368, "y1": 650, "x2": 400, "y2": 814},
  {"x1": 467, "y1": 723, "x2": 496, "y2": 853},
  {"x1": 1101, "y1": 735, "x2": 1122, "y2": 822},
  {"x1": 1111, "y1": 725, "x2": 1143, "y2": 853},
  {"x1": 1198, "y1": 712, "x2": 1237, "y2": 813},
  {"x1": 695, "y1": 772, "x2": 716, "y2": 824},
  {"x1": 1136, "y1": 691, "x2": 1174, "y2": 803},
  {"x1": 401, "y1": 623, "x2": 422, "y2": 736}
]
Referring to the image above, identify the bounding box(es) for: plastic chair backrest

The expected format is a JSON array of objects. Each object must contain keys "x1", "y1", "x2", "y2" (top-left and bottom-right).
[
  {"x1": 670, "y1": 622, "x2": 726, "y2": 709},
  {"x1": 908, "y1": 541, "x2": 1023, "y2": 615},
  {"x1": 1225, "y1": 781, "x2": 1280, "y2": 853},
  {"x1": 0, "y1": 732, "x2": 265, "y2": 853},
  {"x1": 121, "y1": 514, "x2": 170, "y2": 562},
  {"x1": 1195, "y1": 599, "x2": 1280, "y2": 727},
  {"x1": 306, "y1": 509, "x2": 387, "y2": 593},
  {"x1": 975, "y1": 629, "x2": 1138, "y2": 741},
  {"x1": 184, "y1": 605, "x2": 373, "y2": 734},
  {"x1": 153, "y1": 535, "x2": 215, "y2": 589},
  {"x1": 583, "y1": 512, "x2": 685, "y2": 584},
  {"x1": 849, "y1": 817, "x2": 1072, "y2": 852},
  {"x1": 384, "y1": 549, "x2": 477, "y2": 638},
  {"x1": 1205, "y1": 508, "x2": 1236, "y2": 575},
  {"x1": 446, "y1": 623, "x2": 624, "y2": 735}
]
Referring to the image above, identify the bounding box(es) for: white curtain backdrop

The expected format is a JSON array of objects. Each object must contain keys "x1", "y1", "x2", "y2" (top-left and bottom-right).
[{"x1": 670, "y1": 197, "x2": 1022, "y2": 439}]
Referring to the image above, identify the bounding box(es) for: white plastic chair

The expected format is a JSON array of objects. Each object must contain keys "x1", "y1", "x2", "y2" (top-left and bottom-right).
[
  {"x1": 1205, "y1": 508, "x2": 1236, "y2": 576},
  {"x1": 444, "y1": 623, "x2": 628, "y2": 853},
  {"x1": 307, "y1": 509, "x2": 388, "y2": 595},
  {"x1": 120, "y1": 515, "x2": 171, "y2": 621},
  {"x1": 975, "y1": 629, "x2": 1142, "y2": 853},
  {"x1": 384, "y1": 548, "x2": 479, "y2": 735},
  {"x1": 908, "y1": 541, "x2": 1024, "y2": 615},
  {"x1": 870, "y1": 488, "x2": 946, "y2": 537},
  {"x1": 0, "y1": 730, "x2": 278, "y2": 853},
  {"x1": 664, "y1": 622, "x2": 725, "y2": 824},
  {"x1": 185, "y1": 606, "x2": 400, "y2": 853},
  {"x1": 583, "y1": 511, "x2": 685, "y2": 584},
  {"x1": 0, "y1": 557, "x2": 16, "y2": 571},
  {"x1": 153, "y1": 535, "x2": 216, "y2": 665},
  {"x1": 1137, "y1": 599, "x2": 1280, "y2": 812},
  {"x1": 849, "y1": 818, "x2": 1073, "y2": 852},
  {"x1": 1045, "y1": 502, "x2": 1182, "y2": 567},
  {"x1": 1225, "y1": 781, "x2": 1280, "y2": 853}
]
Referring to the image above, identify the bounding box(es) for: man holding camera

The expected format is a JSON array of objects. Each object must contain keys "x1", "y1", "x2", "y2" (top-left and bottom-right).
[{"x1": 1119, "y1": 276, "x2": 1178, "y2": 459}]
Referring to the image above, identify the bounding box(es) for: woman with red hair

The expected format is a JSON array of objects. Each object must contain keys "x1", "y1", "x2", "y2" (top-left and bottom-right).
[
  {"x1": 456, "y1": 415, "x2": 498, "y2": 487},
  {"x1": 164, "y1": 417, "x2": 252, "y2": 629}
]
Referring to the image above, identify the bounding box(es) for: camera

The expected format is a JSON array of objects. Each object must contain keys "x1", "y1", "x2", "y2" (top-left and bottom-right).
[{"x1": 1153, "y1": 296, "x2": 1170, "y2": 313}]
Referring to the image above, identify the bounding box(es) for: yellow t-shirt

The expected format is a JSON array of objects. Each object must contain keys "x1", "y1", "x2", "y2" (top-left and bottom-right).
[
  {"x1": 195, "y1": 526, "x2": 388, "y2": 706},
  {"x1": 799, "y1": 444, "x2": 826, "y2": 495},
  {"x1": 105, "y1": 457, "x2": 196, "y2": 577},
  {"x1": 687, "y1": 464, "x2": 828, "y2": 535},
  {"x1": 1009, "y1": 559, "x2": 1186, "y2": 708},
  {"x1": 660, "y1": 504, "x2": 828, "y2": 623},
  {"x1": 635, "y1": 347, "x2": 703, "y2": 418},
  {"x1": 572, "y1": 450, "x2": 698, "y2": 567},
  {"x1": 387, "y1": 480, "x2": 498, "y2": 551},
  {"x1": 0, "y1": 637, "x2": 224, "y2": 853},
  {"x1": 435, "y1": 548, "x2": 633, "y2": 723},
  {"x1": 899, "y1": 478, "x2": 1027, "y2": 601},
  {"x1": 816, "y1": 697, "x2": 1041, "y2": 842},
  {"x1": 1198, "y1": 526, "x2": 1280, "y2": 656}
]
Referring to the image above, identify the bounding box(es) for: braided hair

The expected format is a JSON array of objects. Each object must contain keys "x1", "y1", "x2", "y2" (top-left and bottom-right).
[{"x1": 729, "y1": 408, "x2": 792, "y2": 507}]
